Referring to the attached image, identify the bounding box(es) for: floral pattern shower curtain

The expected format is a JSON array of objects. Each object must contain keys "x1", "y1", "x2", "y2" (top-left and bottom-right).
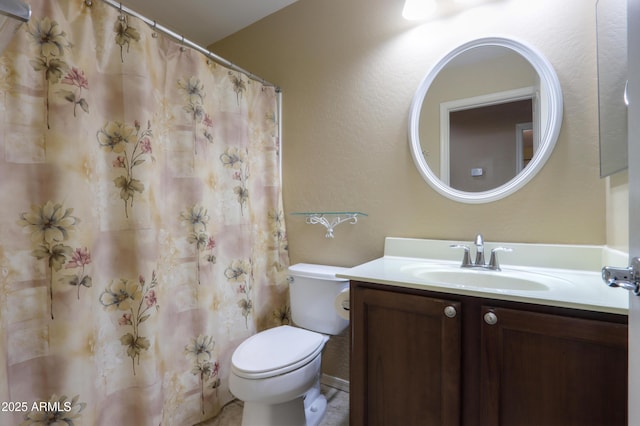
[{"x1": 0, "y1": 1, "x2": 290, "y2": 424}]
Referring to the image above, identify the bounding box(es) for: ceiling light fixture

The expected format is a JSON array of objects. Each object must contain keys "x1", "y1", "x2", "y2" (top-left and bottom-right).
[
  {"x1": 402, "y1": 0, "x2": 438, "y2": 20},
  {"x1": 402, "y1": 0, "x2": 496, "y2": 21}
]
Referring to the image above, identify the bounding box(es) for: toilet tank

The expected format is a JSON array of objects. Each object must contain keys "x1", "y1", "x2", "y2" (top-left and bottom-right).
[{"x1": 288, "y1": 263, "x2": 350, "y2": 335}]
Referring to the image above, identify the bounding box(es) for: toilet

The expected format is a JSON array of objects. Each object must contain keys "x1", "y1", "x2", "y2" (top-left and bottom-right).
[{"x1": 229, "y1": 263, "x2": 350, "y2": 426}]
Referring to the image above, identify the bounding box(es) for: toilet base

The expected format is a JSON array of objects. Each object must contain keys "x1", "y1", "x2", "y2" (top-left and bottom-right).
[
  {"x1": 304, "y1": 387, "x2": 327, "y2": 426},
  {"x1": 242, "y1": 397, "x2": 306, "y2": 426},
  {"x1": 240, "y1": 382, "x2": 327, "y2": 426}
]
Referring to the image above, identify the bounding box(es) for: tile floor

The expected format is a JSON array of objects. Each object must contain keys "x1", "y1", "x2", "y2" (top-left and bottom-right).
[{"x1": 196, "y1": 384, "x2": 349, "y2": 426}]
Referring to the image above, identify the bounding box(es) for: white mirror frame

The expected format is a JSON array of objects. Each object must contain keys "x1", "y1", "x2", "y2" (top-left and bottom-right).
[{"x1": 408, "y1": 37, "x2": 563, "y2": 203}]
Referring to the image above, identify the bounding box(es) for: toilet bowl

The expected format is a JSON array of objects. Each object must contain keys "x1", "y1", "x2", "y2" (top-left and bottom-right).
[
  {"x1": 229, "y1": 263, "x2": 350, "y2": 426},
  {"x1": 229, "y1": 325, "x2": 329, "y2": 426}
]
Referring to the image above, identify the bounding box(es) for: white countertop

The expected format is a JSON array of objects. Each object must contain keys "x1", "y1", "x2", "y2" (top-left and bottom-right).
[{"x1": 337, "y1": 237, "x2": 629, "y2": 315}]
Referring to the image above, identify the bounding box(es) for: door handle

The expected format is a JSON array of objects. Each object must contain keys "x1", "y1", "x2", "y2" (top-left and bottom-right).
[{"x1": 602, "y1": 257, "x2": 640, "y2": 295}]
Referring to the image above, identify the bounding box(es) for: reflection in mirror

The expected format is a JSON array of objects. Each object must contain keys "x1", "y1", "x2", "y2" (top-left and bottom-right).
[
  {"x1": 421, "y1": 45, "x2": 540, "y2": 192},
  {"x1": 408, "y1": 37, "x2": 563, "y2": 203},
  {"x1": 596, "y1": 0, "x2": 628, "y2": 177},
  {"x1": 448, "y1": 98, "x2": 533, "y2": 191}
]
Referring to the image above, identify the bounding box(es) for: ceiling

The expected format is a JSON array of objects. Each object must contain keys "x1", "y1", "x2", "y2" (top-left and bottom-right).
[{"x1": 118, "y1": 0, "x2": 299, "y2": 47}]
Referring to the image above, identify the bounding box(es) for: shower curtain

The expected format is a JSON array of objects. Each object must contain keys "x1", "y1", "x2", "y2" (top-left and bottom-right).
[{"x1": 0, "y1": 1, "x2": 290, "y2": 424}]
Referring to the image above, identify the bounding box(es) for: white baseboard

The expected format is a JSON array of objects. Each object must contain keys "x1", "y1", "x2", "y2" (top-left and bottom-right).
[{"x1": 321, "y1": 374, "x2": 350, "y2": 393}]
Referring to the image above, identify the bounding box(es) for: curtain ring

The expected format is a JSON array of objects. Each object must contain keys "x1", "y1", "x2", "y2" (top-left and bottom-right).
[
  {"x1": 118, "y1": 3, "x2": 126, "y2": 21},
  {"x1": 152, "y1": 21, "x2": 158, "y2": 38},
  {"x1": 85, "y1": 0, "x2": 93, "y2": 6},
  {"x1": 180, "y1": 36, "x2": 186, "y2": 52}
]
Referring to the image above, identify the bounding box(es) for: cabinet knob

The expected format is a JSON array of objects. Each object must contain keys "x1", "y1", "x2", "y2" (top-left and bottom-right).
[
  {"x1": 444, "y1": 305, "x2": 457, "y2": 318},
  {"x1": 484, "y1": 311, "x2": 498, "y2": 325}
]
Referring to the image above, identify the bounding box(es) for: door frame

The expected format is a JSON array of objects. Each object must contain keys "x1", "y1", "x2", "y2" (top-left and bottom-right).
[{"x1": 627, "y1": 0, "x2": 640, "y2": 422}]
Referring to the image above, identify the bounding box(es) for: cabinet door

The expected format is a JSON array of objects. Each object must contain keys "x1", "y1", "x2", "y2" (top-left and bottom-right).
[
  {"x1": 351, "y1": 284, "x2": 461, "y2": 426},
  {"x1": 480, "y1": 306, "x2": 628, "y2": 426}
]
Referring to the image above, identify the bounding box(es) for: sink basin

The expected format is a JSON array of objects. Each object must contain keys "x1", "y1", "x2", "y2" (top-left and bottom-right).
[{"x1": 400, "y1": 264, "x2": 573, "y2": 292}]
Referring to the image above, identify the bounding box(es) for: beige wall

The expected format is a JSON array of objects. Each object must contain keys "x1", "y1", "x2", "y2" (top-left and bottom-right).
[
  {"x1": 608, "y1": 171, "x2": 629, "y2": 252},
  {"x1": 212, "y1": 0, "x2": 611, "y2": 268},
  {"x1": 212, "y1": 0, "x2": 628, "y2": 382}
]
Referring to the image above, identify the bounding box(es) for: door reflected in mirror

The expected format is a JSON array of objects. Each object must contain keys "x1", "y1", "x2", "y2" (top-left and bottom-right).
[{"x1": 448, "y1": 99, "x2": 533, "y2": 192}]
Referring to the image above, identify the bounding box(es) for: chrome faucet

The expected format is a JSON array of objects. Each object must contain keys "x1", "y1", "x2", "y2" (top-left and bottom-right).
[{"x1": 450, "y1": 233, "x2": 512, "y2": 271}]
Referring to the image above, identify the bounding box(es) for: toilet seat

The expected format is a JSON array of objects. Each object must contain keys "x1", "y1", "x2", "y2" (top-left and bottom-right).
[{"x1": 231, "y1": 325, "x2": 327, "y2": 380}]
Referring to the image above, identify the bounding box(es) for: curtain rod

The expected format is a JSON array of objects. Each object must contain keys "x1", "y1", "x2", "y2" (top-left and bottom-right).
[{"x1": 98, "y1": 0, "x2": 280, "y2": 91}]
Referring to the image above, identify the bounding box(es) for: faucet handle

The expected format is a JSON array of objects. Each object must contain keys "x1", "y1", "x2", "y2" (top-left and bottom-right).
[
  {"x1": 488, "y1": 247, "x2": 513, "y2": 271},
  {"x1": 450, "y1": 244, "x2": 472, "y2": 267}
]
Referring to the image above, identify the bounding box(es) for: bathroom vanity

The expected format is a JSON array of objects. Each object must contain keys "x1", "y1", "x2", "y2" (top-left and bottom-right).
[{"x1": 340, "y1": 238, "x2": 629, "y2": 426}]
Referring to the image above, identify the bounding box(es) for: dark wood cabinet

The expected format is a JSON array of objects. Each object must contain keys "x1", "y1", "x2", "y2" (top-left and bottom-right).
[
  {"x1": 350, "y1": 280, "x2": 628, "y2": 426},
  {"x1": 480, "y1": 306, "x2": 627, "y2": 426},
  {"x1": 350, "y1": 284, "x2": 461, "y2": 425}
]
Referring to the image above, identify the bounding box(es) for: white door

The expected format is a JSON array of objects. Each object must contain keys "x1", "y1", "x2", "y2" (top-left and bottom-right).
[{"x1": 628, "y1": 0, "x2": 640, "y2": 422}]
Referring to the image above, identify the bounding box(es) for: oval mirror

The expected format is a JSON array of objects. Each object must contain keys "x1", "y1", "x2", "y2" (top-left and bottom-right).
[{"x1": 408, "y1": 37, "x2": 563, "y2": 203}]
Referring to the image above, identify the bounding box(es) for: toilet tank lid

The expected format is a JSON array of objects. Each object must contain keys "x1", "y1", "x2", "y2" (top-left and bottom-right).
[{"x1": 288, "y1": 263, "x2": 350, "y2": 281}]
